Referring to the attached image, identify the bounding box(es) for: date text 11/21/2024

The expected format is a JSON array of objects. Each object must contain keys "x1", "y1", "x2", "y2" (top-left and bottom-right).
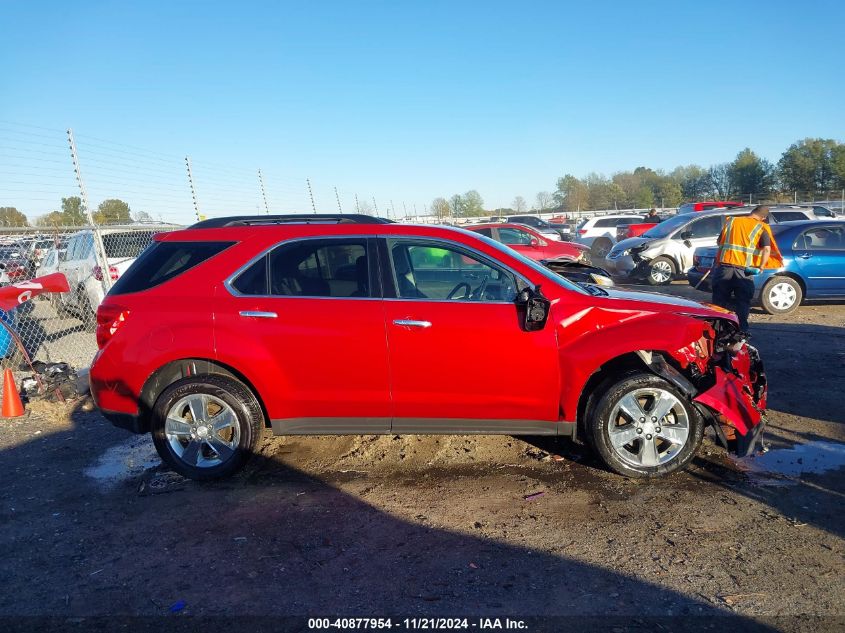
[{"x1": 307, "y1": 618, "x2": 528, "y2": 630}]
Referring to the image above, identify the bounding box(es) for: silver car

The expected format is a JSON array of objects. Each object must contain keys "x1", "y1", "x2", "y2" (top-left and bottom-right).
[{"x1": 605, "y1": 208, "x2": 754, "y2": 285}]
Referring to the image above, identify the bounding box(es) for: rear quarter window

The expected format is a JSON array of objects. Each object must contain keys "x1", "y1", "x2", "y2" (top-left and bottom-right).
[{"x1": 108, "y1": 241, "x2": 234, "y2": 295}]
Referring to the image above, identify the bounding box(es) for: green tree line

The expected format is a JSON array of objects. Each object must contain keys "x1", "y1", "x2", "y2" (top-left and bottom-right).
[
  {"x1": 0, "y1": 197, "x2": 150, "y2": 227},
  {"x1": 429, "y1": 137, "x2": 845, "y2": 216},
  {"x1": 551, "y1": 138, "x2": 845, "y2": 213}
]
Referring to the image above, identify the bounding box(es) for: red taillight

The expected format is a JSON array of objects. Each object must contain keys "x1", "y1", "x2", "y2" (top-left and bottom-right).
[
  {"x1": 96, "y1": 305, "x2": 130, "y2": 349},
  {"x1": 93, "y1": 265, "x2": 119, "y2": 281},
  {"x1": 578, "y1": 229, "x2": 587, "y2": 235}
]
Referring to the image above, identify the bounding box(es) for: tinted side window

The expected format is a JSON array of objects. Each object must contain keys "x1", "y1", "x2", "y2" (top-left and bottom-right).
[
  {"x1": 594, "y1": 218, "x2": 614, "y2": 228},
  {"x1": 110, "y1": 241, "x2": 234, "y2": 295},
  {"x1": 771, "y1": 211, "x2": 808, "y2": 223},
  {"x1": 102, "y1": 231, "x2": 157, "y2": 259},
  {"x1": 803, "y1": 226, "x2": 844, "y2": 250},
  {"x1": 231, "y1": 256, "x2": 268, "y2": 295},
  {"x1": 473, "y1": 228, "x2": 493, "y2": 238},
  {"x1": 498, "y1": 227, "x2": 533, "y2": 245},
  {"x1": 81, "y1": 234, "x2": 95, "y2": 259},
  {"x1": 389, "y1": 240, "x2": 517, "y2": 302},
  {"x1": 268, "y1": 239, "x2": 370, "y2": 297},
  {"x1": 687, "y1": 215, "x2": 723, "y2": 238}
]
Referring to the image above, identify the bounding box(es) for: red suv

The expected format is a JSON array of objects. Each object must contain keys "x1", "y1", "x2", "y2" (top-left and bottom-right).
[{"x1": 91, "y1": 214, "x2": 768, "y2": 480}]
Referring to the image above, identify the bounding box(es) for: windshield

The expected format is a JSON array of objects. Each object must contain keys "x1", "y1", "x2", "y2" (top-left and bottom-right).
[
  {"x1": 455, "y1": 228, "x2": 588, "y2": 295},
  {"x1": 642, "y1": 213, "x2": 692, "y2": 238}
]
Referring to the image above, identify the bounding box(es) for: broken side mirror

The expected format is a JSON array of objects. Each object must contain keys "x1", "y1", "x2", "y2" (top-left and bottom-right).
[{"x1": 516, "y1": 286, "x2": 551, "y2": 331}]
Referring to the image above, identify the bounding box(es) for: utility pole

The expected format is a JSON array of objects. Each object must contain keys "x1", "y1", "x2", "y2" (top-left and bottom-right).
[
  {"x1": 355, "y1": 194, "x2": 360, "y2": 213},
  {"x1": 258, "y1": 169, "x2": 270, "y2": 214},
  {"x1": 307, "y1": 178, "x2": 316, "y2": 213},
  {"x1": 67, "y1": 128, "x2": 112, "y2": 291},
  {"x1": 185, "y1": 156, "x2": 202, "y2": 222},
  {"x1": 334, "y1": 186, "x2": 343, "y2": 214},
  {"x1": 372, "y1": 197, "x2": 378, "y2": 215}
]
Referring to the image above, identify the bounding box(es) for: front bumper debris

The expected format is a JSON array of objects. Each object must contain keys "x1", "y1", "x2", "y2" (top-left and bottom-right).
[{"x1": 693, "y1": 343, "x2": 767, "y2": 454}]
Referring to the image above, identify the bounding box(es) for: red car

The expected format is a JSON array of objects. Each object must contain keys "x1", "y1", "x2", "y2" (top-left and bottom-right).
[
  {"x1": 90, "y1": 214, "x2": 768, "y2": 480},
  {"x1": 467, "y1": 223, "x2": 590, "y2": 263},
  {"x1": 678, "y1": 201, "x2": 743, "y2": 213}
]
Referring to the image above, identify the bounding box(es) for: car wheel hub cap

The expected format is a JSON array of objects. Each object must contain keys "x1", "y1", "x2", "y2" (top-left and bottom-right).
[
  {"x1": 607, "y1": 387, "x2": 689, "y2": 468},
  {"x1": 770, "y1": 283, "x2": 796, "y2": 309},
  {"x1": 651, "y1": 261, "x2": 671, "y2": 282},
  {"x1": 165, "y1": 394, "x2": 240, "y2": 468}
]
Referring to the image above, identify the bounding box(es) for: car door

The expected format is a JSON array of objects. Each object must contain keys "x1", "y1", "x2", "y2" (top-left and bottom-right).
[
  {"x1": 676, "y1": 214, "x2": 725, "y2": 271},
  {"x1": 495, "y1": 226, "x2": 546, "y2": 260},
  {"x1": 382, "y1": 237, "x2": 560, "y2": 430},
  {"x1": 793, "y1": 225, "x2": 845, "y2": 297},
  {"x1": 216, "y1": 237, "x2": 392, "y2": 429}
]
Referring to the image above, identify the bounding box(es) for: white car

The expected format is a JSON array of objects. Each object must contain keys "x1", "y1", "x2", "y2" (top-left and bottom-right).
[
  {"x1": 573, "y1": 215, "x2": 644, "y2": 257},
  {"x1": 56, "y1": 229, "x2": 157, "y2": 329}
]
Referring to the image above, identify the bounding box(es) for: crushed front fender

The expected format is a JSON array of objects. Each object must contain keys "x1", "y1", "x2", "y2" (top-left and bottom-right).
[{"x1": 693, "y1": 343, "x2": 767, "y2": 454}]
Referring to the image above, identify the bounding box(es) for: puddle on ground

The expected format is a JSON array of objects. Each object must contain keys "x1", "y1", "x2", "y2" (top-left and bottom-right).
[
  {"x1": 84, "y1": 435, "x2": 160, "y2": 488},
  {"x1": 736, "y1": 440, "x2": 845, "y2": 479}
]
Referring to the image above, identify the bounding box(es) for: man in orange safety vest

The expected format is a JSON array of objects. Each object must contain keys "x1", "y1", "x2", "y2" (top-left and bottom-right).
[{"x1": 712, "y1": 205, "x2": 783, "y2": 332}]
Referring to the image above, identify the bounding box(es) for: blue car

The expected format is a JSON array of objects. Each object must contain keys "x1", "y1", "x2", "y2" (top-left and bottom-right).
[{"x1": 687, "y1": 220, "x2": 845, "y2": 315}]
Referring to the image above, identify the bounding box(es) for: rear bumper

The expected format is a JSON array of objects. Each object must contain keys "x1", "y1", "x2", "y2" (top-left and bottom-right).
[{"x1": 100, "y1": 408, "x2": 147, "y2": 434}]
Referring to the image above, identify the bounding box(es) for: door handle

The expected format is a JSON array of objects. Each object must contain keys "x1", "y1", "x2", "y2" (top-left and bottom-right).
[
  {"x1": 239, "y1": 310, "x2": 277, "y2": 319},
  {"x1": 393, "y1": 319, "x2": 432, "y2": 328},
  {"x1": 797, "y1": 253, "x2": 812, "y2": 259}
]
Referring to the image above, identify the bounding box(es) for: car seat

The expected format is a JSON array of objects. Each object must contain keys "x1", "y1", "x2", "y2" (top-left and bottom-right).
[{"x1": 391, "y1": 246, "x2": 426, "y2": 298}]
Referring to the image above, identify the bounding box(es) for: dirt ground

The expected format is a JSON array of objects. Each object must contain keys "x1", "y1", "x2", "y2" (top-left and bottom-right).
[{"x1": 0, "y1": 281, "x2": 843, "y2": 631}]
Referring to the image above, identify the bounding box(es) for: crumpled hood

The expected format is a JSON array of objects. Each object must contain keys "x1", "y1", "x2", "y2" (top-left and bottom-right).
[
  {"x1": 595, "y1": 287, "x2": 737, "y2": 321},
  {"x1": 612, "y1": 236, "x2": 651, "y2": 252}
]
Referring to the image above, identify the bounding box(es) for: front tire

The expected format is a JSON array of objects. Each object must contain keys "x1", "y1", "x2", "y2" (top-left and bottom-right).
[
  {"x1": 761, "y1": 276, "x2": 802, "y2": 315},
  {"x1": 151, "y1": 375, "x2": 264, "y2": 480},
  {"x1": 646, "y1": 256, "x2": 676, "y2": 285},
  {"x1": 588, "y1": 372, "x2": 703, "y2": 478}
]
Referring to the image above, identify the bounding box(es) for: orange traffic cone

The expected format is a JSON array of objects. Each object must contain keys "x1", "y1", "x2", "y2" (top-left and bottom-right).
[{"x1": 2, "y1": 368, "x2": 24, "y2": 418}]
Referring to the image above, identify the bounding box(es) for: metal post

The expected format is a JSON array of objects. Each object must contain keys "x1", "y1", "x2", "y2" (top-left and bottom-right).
[
  {"x1": 372, "y1": 197, "x2": 378, "y2": 215},
  {"x1": 334, "y1": 186, "x2": 343, "y2": 214},
  {"x1": 185, "y1": 156, "x2": 202, "y2": 222},
  {"x1": 258, "y1": 169, "x2": 270, "y2": 214},
  {"x1": 355, "y1": 194, "x2": 360, "y2": 213},
  {"x1": 67, "y1": 128, "x2": 113, "y2": 291},
  {"x1": 307, "y1": 178, "x2": 316, "y2": 213}
]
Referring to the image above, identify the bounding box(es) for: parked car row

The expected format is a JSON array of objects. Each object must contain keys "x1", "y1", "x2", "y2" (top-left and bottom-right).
[
  {"x1": 687, "y1": 220, "x2": 845, "y2": 314},
  {"x1": 605, "y1": 206, "x2": 842, "y2": 286}
]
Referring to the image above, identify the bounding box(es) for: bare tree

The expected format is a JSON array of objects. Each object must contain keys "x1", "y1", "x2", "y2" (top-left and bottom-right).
[
  {"x1": 535, "y1": 191, "x2": 553, "y2": 211},
  {"x1": 430, "y1": 197, "x2": 451, "y2": 220},
  {"x1": 512, "y1": 196, "x2": 527, "y2": 213}
]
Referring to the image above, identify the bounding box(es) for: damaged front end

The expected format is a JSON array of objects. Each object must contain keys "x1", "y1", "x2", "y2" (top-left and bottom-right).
[{"x1": 644, "y1": 318, "x2": 768, "y2": 457}]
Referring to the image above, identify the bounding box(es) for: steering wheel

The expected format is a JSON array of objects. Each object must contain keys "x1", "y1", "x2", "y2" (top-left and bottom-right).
[
  {"x1": 469, "y1": 274, "x2": 490, "y2": 300},
  {"x1": 446, "y1": 282, "x2": 471, "y2": 300}
]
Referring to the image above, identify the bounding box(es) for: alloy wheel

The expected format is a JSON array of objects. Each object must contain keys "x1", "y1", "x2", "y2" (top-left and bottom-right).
[
  {"x1": 606, "y1": 387, "x2": 690, "y2": 468},
  {"x1": 164, "y1": 394, "x2": 241, "y2": 468},
  {"x1": 650, "y1": 260, "x2": 672, "y2": 284}
]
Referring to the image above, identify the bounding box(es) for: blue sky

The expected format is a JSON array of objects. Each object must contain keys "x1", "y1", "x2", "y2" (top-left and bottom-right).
[{"x1": 2, "y1": 0, "x2": 844, "y2": 222}]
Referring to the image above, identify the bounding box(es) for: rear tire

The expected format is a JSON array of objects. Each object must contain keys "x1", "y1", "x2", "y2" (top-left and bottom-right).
[
  {"x1": 760, "y1": 276, "x2": 802, "y2": 315},
  {"x1": 151, "y1": 375, "x2": 264, "y2": 481},
  {"x1": 587, "y1": 372, "x2": 703, "y2": 478},
  {"x1": 591, "y1": 238, "x2": 612, "y2": 259},
  {"x1": 646, "y1": 256, "x2": 676, "y2": 285}
]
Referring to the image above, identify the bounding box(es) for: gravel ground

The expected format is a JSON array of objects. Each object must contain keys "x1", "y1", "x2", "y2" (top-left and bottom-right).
[{"x1": 0, "y1": 281, "x2": 843, "y2": 631}]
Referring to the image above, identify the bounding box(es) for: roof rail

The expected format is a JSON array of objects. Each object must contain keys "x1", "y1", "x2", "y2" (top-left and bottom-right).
[{"x1": 190, "y1": 214, "x2": 393, "y2": 228}]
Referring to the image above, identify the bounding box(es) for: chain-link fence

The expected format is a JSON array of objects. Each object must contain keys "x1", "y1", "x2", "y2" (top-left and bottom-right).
[{"x1": 0, "y1": 224, "x2": 180, "y2": 372}]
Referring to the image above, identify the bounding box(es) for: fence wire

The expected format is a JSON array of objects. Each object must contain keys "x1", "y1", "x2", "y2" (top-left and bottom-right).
[{"x1": 0, "y1": 224, "x2": 179, "y2": 372}]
